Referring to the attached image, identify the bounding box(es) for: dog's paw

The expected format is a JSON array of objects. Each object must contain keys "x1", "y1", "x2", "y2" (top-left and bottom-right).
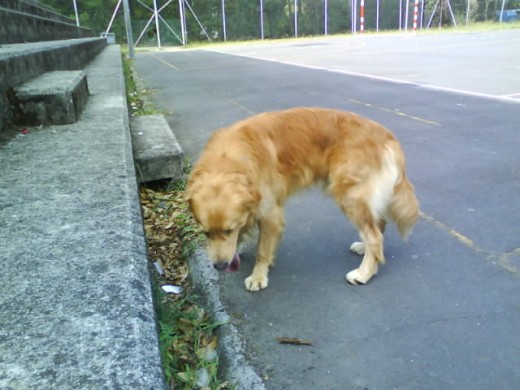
[
  {"x1": 346, "y1": 268, "x2": 373, "y2": 285},
  {"x1": 349, "y1": 242, "x2": 365, "y2": 256},
  {"x1": 244, "y1": 274, "x2": 268, "y2": 292}
]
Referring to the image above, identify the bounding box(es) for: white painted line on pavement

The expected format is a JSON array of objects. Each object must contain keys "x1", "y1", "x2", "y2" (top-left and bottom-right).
[{"x1": 207, "y1": 49, "x2": 520, "y2": 105}]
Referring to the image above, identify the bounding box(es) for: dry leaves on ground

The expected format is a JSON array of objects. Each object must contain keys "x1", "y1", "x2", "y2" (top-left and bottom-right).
[{"x1": 140, "y1": 185, "x2": 230, "y2": 390}]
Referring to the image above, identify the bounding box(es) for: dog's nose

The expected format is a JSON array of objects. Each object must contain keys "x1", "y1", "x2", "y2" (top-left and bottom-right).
[{"x1": 213, "y1": 262, "x2": 228, "y2": 271}]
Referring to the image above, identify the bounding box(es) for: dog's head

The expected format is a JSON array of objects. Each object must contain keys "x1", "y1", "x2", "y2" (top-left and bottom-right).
[{"x1": 185, "y1": 171, "x2": 260, "y2": 271}]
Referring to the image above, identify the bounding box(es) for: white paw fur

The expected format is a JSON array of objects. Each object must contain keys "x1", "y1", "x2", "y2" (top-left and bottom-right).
[
  {"x1": 346, "y1": 268, "x2": 373, "y2": 285},
  {"x1": 244, "y1": 274, "x2": 268, "y2": 292},
  {"x1": 349, "y1": 241, "x2": 365, "y2": 256}
]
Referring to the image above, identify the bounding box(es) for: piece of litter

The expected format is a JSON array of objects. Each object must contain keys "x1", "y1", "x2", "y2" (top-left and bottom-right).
[
  {"x1": 204, "y1": 345, "x2": 218, "y2": 363},
  {"x1": 161, "y1": 285, "x2": 183, "y2": 294},
  {"x1": 153, "y1": 261, "x2": 164, "y2": 275},
  {"x1": 195, "y1": 367, "x2": 210, "y2": 388},
  {"x1": 276, "y1": 336, "x2": 312, "y2": 346},
  {"x1": 20, "y1": 128, "x2": 29, "y2": 134}
]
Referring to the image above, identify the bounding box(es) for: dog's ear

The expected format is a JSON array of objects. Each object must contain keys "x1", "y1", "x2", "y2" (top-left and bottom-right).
[
  {"x1": 184, "y1": 169, "x2": 203, "y2": 204},
  {"x1": 232, "y1": 174, "x2": 261, "y2": 210}
]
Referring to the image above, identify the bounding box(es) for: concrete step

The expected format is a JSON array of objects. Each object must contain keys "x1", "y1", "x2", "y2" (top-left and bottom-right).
[
  {"x1": 130, "y1": 114, "x2": 184, "y2": 183},
  {"x1": 0, "y1": 0, "x2": 74, "y2": 24},
  {"x1": 0, "y1": 0, "x2": 92, "y2": 44},
  {"x1": 13, "y1": 70, "x2": 89, "y2": 125},
  {"x1": 0, "y1": 45, "x2": 166, "y2": 389},
  {"x1": 0, "y1": 38, "x2": 106, "y2": 136}
]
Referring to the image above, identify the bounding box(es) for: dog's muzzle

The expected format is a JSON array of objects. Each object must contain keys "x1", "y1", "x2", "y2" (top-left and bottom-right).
[
  {"x1": 213, "y1": 262, "x2": 229, "y2": 271},
  {"x1": 213, "y1": 253, "x2": 241, "y2": 272}
]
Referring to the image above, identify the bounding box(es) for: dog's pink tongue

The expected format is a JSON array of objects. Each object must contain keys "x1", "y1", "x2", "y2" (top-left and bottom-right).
[{"x1": 226, "y1": 253, "x2": 241, "y2": 272}]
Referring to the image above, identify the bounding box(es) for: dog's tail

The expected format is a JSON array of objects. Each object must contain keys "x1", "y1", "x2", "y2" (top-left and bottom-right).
[{"x1": 387, "y1": 144, "x2": 420, "y2": 239}]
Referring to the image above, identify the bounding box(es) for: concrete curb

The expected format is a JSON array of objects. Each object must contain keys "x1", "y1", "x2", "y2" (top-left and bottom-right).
[{"x1": 189, "y1": 249, "x2": 267, "y2": 390}]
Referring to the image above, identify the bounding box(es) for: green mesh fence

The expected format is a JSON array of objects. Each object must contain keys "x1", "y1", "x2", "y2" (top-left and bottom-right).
[{"x1": 56, "y1": 0, "x2": 517, "y2": 45}]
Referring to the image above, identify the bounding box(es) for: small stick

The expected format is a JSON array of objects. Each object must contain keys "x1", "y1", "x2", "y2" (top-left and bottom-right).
[{"x1": 276, "y1": 336, "x2": 312, "y2": 346}]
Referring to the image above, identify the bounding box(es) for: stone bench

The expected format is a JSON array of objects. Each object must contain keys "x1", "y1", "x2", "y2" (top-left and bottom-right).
[
  {"x1": 130, "y1": 114, "x2": 184, "y2": 183},
  {"x1": 13, "y1": 70, "x2": 89, "y2": 125}
]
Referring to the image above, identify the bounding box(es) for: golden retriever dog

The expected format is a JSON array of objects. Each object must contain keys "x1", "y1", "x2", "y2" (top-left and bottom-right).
[{"x1": 186, "y1": 107, "x2": 419, "y2": 292}]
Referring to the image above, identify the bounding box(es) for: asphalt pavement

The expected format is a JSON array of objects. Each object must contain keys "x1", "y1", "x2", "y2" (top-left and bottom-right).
[{"x1": 133, "y1": 30, "x2": 520, "y2": 389}]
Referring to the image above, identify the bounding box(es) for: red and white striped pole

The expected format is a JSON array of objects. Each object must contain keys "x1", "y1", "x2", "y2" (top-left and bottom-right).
[
  {"x1": 413, "y1": 0, "x2": 420, "y2": 31},
  {"x1": 360, "y1": 0, "x2": 365, "y2": 33}
]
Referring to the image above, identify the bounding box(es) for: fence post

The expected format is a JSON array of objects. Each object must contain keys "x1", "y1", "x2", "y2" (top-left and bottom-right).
[
  {"x1": 294, "y1": 0, "x2": 298, "y2": 38},
  {"x1": 221, "y1": 0, "x2": 226, "y2": 41},
  {"x1": 360, "y1": 0, "x2": 365, "y2": 33},
  {"x1": 413, "y1": 0, "x2": 419, "y2": 31}
]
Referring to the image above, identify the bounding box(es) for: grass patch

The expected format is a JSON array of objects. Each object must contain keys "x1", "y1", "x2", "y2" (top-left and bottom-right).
[
  {"x1": 122, "y1": 51, "x2": 232, "y2": 389},
  {"x1": 121, "y1": 50, "x2": 162, "y2": 116},
  {"x1": 141, "y1": 183, "x2": 230, "y2": 390}
]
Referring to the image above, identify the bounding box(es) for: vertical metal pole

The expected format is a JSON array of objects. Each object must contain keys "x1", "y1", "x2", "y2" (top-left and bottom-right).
[
  {"x1": 153, "y1": 0, "x2": 161, "y2": 48},
  {"x1": 73, "y1": 0, "x2": 80, "y2": 26},
  {"x1": 376, "y1": 0, "x2": 380, "y2": 32},
  {"x1": 294, "y1": 0, "x2": 298, "y2": 38},
  {"x1": 324, "y1": 0, "x2": 328, "y2": 35},
  {"x1": 465, "y1": 0, "x2": 470, "y2": 26},
  {"x1": 178, "y1": 0, "x2": 186, "y2": 45},
  {"x1": 122, "y1": 0, "x2": 134, "y2": 59},
  {"x1": 260, "y1": 0, "x2": 264, "y2": 39},
  {"x1": 360, "y1": 0, "x2": 365, "y2": 33},
  {"x1": 221, "y1": 0, "x2": 227, "y2": 41},
  {"x1": 439, "y1": 0, "x2": 443, "y2": 28},
  {"x1": 405, "y1": 0, "x2": 409, "y2": 31},
  {"x1": 413, "y1": 0, "x2": 419, "y2": 31},
  {"x1": 499, "y1": 0, "x2": 506, "y2": 23},
  {"x1": 421, "y1": 0, "x2": 425, "y2": 28},
  {"x1": 352, "y1": 0, "x2": 357, "y2": 34},
  {"x1": 399, "y1": 0, "x2": 403, "y2": 30}
]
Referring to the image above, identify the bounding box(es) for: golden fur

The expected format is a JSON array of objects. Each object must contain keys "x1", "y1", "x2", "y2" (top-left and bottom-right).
[{"x1": 186, "y1": 107, "x2": 419, "y2": 291}]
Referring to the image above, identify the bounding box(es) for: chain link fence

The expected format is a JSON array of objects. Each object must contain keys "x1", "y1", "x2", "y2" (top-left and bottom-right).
[{"x1": 117, "y1": 0, "x2": 519, "y2": 46}]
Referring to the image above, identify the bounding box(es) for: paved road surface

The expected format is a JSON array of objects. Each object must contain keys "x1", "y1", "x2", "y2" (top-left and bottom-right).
[{"x1": 134, "y1": 30, "x2": 520, "y2": 389}]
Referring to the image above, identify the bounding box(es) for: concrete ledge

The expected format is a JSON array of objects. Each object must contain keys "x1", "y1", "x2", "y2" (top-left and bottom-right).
[
  {"x1": 0, "y1": 7, "x2": 92, "y2": 44},
  {"x1": 0, "y1": 38, "x2": 106, "y2": 136},
  {"x1": 14, "y1": 70, "x2": 89, "y2": 125},
  {"x1": 0, "y1": 45, "x2": 166, "y2": 389},
  {"x1": 130, "y1": 114, "x2": 184, "y2": 183},
  {"x1": 0, "y1": 2, "x2": 92, "y2": 44},
  {"x1": 0, "y1": 0, "x2": 74, "y2": 24}
]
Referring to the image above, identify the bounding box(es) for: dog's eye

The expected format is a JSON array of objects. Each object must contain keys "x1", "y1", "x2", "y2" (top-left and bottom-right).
[{"x1": 223, "y1": 229, "x2": 233, "y2": 235}]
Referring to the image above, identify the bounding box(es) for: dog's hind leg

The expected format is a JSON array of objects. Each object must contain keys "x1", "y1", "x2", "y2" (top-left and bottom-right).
[
  {"x1": 344, "y1": 199, "x2": 385, "y2": 285},
  {"x1": 244, "y1": 206, "x2": 285, "y2": 292},
  {"x1": 330, "y1": 169, "x2": 385, "y2": 284},
  {"x1": 349, "y1": 219, "x2": 386, "y2": 256},
  {"x1": 330, "y1": 177, "x2": 385, "y2": 285}
]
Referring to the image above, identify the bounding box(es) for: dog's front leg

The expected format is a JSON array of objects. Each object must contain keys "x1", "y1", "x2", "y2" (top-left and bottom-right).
[{"x1": 244, "y1": 208, "x2": 285, "y2": 292}]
